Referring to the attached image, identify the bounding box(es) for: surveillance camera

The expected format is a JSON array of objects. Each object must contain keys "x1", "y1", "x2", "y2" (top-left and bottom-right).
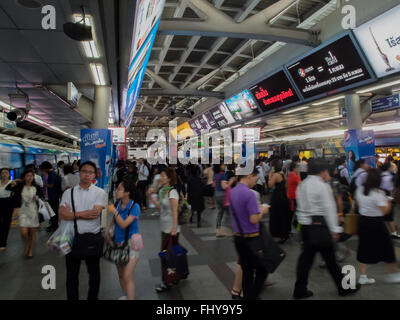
[
  {"x1": 7, "y1": 108, "x2": 28, "y2": 122},
  {"x1": 168, "y1": 107, "x2": 176, "y2": 116}
]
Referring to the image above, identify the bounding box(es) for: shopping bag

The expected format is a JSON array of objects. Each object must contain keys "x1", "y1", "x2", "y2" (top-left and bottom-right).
[
  {"x1": 159, "y1": 237, "x2": 180, "y2": 285},
  {"x1": 47, "y1": 220, "x2": 75, "y2": 255},
  {"x1": 38, "y1": 199, "x2": 56, "y2": 221},
  {"x1": 174, "y1": 243, "x2": 189, "y2": 279},
  {"x1": 344, "y1": 213, "x2": 359, "y2": 235}
]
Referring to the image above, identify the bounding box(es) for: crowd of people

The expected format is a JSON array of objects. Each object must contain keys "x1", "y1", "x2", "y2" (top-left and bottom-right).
[{"x1": 1, "y1": 153, "x2": 400, "y2": 300}]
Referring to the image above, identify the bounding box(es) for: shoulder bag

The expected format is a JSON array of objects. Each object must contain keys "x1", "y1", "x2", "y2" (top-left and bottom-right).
[
  {"x1": 70, "y1": 187, "x2": 104, "y2": 258},
  {"x1": 230, "y1": 195, "x2": 286, "y2": 274},
  {"x1": 103, "y1": 201, "x2": 135, "y2": 264}
]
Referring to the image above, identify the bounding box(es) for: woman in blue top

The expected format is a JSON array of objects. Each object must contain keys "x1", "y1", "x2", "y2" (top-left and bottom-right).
[{"x1": 107, "y1": 180, "x2": 141, "y2": 300}]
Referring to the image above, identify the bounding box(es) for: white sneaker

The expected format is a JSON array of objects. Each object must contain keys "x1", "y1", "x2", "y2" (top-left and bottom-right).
[
  {"x1": 385, "y1": 273, "x2": 400, "y2": 283},
  {"x1": 358, "y1": 276, "x2": 375, "y2": 285},
  {"x1": 118, "y1": 295, "x2": 127, "y2": 300}
]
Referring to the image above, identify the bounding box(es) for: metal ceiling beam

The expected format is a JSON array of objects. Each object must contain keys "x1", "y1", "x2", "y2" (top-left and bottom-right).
[
  {"x1": 140, "y1": 88, "x2": 224, "y2": 98},
  {"x1": 159, "y1": 0, "x2": 319, "y2": 47},
  {"x1": 135, "y1": 112, "x2": 190, "y2": 118},
  {"x1": 147, "y1": 60, "x2": 238, "y2": 72}
]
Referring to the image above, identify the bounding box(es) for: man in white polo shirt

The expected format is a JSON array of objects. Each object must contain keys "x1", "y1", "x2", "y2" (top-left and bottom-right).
[{"x1": 59, "y1": 161, "x2": 107, "y2": 301}]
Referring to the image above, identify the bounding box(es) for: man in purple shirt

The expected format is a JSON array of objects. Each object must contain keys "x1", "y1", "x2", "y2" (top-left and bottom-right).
[{"x1": 230, "y1": 167, "x2": 269, "y2": 300}]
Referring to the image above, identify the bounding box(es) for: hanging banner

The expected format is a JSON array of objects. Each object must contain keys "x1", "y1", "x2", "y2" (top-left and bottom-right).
[{"x1": 344, "y1": 129, "x2": 375, "y2": 176}]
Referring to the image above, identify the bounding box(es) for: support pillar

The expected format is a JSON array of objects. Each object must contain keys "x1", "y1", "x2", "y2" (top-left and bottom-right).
[
  {"x1": 92, "y1": 86, "x2": 111, "y2": 129},
  {"x1": 344, "y1": 94, "x2": 376, "y2": 176}
]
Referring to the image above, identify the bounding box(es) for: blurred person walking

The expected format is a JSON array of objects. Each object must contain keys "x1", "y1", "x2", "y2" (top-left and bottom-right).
[
  {"x1": 355, "y1": 169, "x2": 400, "y2": 285},
  {"x1": 62, "y1": 165, "x2": 80, "y2": 192},
  {"x1": 287, "y1": 162, "x2": 301, "y2": 232},
  {"x1": 187, "y1": 165, "x2": 205, "y2": 227},
  {"x1": 137, "y1": 159, "x2": 150, "y2": 210},
  {"x1": 214, "y1": 164, "x2": 229, "y2": 237},
  {"x1": 293, "y1": 159, "x2": 360, "y2": 299},
  {"x1": 202, "y1": 165, "x2": 215, "y2": 209}
]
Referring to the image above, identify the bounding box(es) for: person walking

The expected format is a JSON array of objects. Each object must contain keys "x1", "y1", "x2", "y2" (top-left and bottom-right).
[
  {"x1": 61, "y1": 165, "x2": 80, "y2": 192},
  {"x1": 0, "y1": 168, "x2": 14, "y2": 250},
  {"x1": 287, "y1": 162, "x2": 301, "y2": 232},
  {"x1": 298, "y1": 158, "x2": 308, "y2": 181},
  {"x1": 57, "y1": 161, "x2": 65, "y2": 178},
  {"x1": 187, "y1": 165, "x2": 205, "y2": 227},
  {"x1": 40, "y1": 161, "x2": 62, "y2": 232},
  {"x1": 202, "y1": 165, "x2": 215, "y2": 209},
  {"x1": 230, "y1": 167, "x2": 269, "y2": 300},
  {"x1": 355, "y1": 168, "x2": 400, "y2": 284},
  {"x1": 214, "y1": 164, "x2": 228, "y2": 237},
  {"x1": 137, "y1": 159, "x2": 150, "y2": 210},
  {"x1": 148, "y1": 168, "x2": 180, "y2": 293},
  {"x1": 6, "y1": 170, "x2": 44, "y2": 258},
  {"x1": 293, "y1": 159, "x2": 360, "y2": 299},
  {"x1": 25, "y1": 164, "x2": 43, "y2": 188},
  {"x1": 106, "y1": 180, "x2": 141, "y2": 300},
  {"x1": 268, "y1": 159, "x2": 291, "y2": 243},
  {"x1": 58, "y1": 161, "x2": 107, "y2": 301}
]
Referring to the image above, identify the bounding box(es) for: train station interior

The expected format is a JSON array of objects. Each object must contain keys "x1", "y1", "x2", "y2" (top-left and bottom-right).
[{"x1": 1, "y1": 0, "x2": 400, "y2": 301}]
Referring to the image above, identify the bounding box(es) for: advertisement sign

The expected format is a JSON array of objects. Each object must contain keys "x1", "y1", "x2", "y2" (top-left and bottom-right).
[
  {"x1": 235, "y1": 128, "x2": 261, "y2": 142},
  {"x1": 130, "y1": 0, "x2": 165, "y2": 64},
  {"x1": 209, "y1": 103, "x2": 236, "y2": 127},
  {"x1": 80, "y1": 129, "x2": 113, "y2": 192},
  {"x1": 286, "y1": 34, "x2": 373, "y2": 100},
  {"x1": 109, "y1": 127, "x2": 126, "y2": 144},
  {"x1": 344, "y1": 129, "x2": 375, "y2": 176},
  {"x1": 371, "y1": 94, "x2": 400, "y2": 113},
  {"x1": 225, "y1": 90, "x2": 260, "y2": 121},
  {"x1": 125, "y1": 21, "x2": 160, "y2": 125},
  {"x1": 170, "y1": 122, "x2": 195, "y2": 140},
  {"x1": 249, "y1": 70, "x2": 301, "y2": 112},
  {"x1": 354, "y1": 5, "x2": 400, "y2": 78}
]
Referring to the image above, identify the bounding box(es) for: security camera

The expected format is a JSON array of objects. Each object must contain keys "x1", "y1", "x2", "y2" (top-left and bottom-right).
[
  {"x1": 168, "y1": 106, "x2": 176, "y2": 116},
  {"x1": 188, "y1": 110, "x2": 194, "y2": 117},
  {"x1": 7, "y1": 108, "x2": 28, "y2": 122},
  {"x1": 63, "y1": 22, "x2": 93, "y2": 41}
]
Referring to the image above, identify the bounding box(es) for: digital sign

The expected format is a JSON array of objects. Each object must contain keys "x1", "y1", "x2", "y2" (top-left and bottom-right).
[
  {"x1": 286, "y1": 34, "x2": 373, "y2": 100},
  {"x1": 249, "y1": 70, "x2": 301, "y2": 112},
  {"x1": 225, "y1": 90, "x2": 260, "y2": 121},
  {"x1": 354, "y1": 5, "x2": 400, "y2": 78},
  {"x1": 209, "y1": 103, "x2": 236, "y2": 127}
]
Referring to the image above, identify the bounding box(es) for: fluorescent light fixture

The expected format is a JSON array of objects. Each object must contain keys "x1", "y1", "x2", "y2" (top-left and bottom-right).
[
  {"x1": 356, "y1": 80, "x2": 400, "y2": 94},
  {"x1": 312, "y1": 95, "x2": 345, "y2": 106},
  {"x1": 90, "y1": 63, "x2": 106, "y2": 85},
  {"x1": 231, "y1": 124, "x2": 241, "y2": 129},
  {"x1": 245, "y1": 119, "x2": 261, "y2": 125},
  {"x1": 282, "y1": 106, "x2": 310, "y2": 114},
  {"x1": 0, "y1": 100, "x2": 11, "y2": 110},
  {"x1": 74, "y1": 15, "x2": 100, "y2": 59},
  {"x1": 27, "y1": 115, "x2": 49, "y2": 126}
]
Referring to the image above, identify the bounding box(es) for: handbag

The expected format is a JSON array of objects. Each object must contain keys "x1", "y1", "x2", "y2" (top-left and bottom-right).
[
  {"x1": 131, "y1": 233, "x2": 143, "y2": 251},
  {"x1": 70, "y1": 187, "x2": 104, "y2": 258},
  {"x1": 103, "y1": 201, "x2": 136, "y2": 264},
  {"x1": 344, "y1": 213, "x2": 359, "y2": 235},
  {"x1": 230, "y1": 197, "x2": 286, "y2": 274}
]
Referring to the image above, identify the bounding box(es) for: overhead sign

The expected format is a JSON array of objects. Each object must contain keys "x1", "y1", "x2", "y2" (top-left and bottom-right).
[
  {"x1": 130, "y1": 0, "x2": 165, "y2": 64},
  {"x1": 125, "y1": 20, "x2": 159, "y2": 126},
  {"x1": 235, "y1": 127, "x2": 261, "y2": 142},
  {"x1": 225, "y1": 90, "x2": 260, "y2": 121},
  {"x1": 371, "y1": 94, "x2": 400, "y2": 113},
  {"x1": 354, "y1": 5, "x2": 400, "y2": 78},
  {"x1": 209, "y1": 103, "x2": 236, "y2": 127},
  {"x1": 109, "y1": 127, "x2": 126, "y2": 144},
  {"x1": 286, "y1": 33, "x2": 373, "y2": 100},
  {"x1": 249, "y1": 70, "x2": 301, "y2": 112},
  {"x1": 171, "y1": 122, "x2": 195, "y2": 140}
]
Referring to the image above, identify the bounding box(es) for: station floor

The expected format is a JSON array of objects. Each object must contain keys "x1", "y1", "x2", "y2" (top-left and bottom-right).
[{"x1": 2, "y1": 203, "x2": 400, "y2": 300}]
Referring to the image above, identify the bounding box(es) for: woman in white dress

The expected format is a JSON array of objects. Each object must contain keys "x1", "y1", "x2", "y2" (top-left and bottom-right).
[{"x1": 7, "y1": 170, "x2": 44, "y2": 258}]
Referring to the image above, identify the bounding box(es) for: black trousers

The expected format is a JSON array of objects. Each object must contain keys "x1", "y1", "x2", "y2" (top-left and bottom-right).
[
  {"x1": 65, "y1": 253, "x2": 101, "y2": 301},
  {"x1": 0, "y1": 198, "x2": 13, "y2": 247},
  {"x1": 48, "y1": 199, "x2": 60, "y2": 229},
  {"x1": 137, "y1": 181, "x2": 148, "y2": 207},
  {"x1": 234, "y1": 236, "x2": 268, "y2": 300},
  {"x1": 294, "y1": 225, "x2": 343, "y2": 295}
]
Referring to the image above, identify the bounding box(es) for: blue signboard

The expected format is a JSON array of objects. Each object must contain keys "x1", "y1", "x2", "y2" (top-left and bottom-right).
[
  {"x1": 344, "y1": 129, "x2": 375, "y2": 176},
  {"x1": 124, "y1": 20, "x2": 160, "y2": 126},
  {"x1": 80, "y1": 129, "x2": 112, "y2": 191},
  {"x1": 371, "y1": 94, "x2": 400, "y2": 113}
]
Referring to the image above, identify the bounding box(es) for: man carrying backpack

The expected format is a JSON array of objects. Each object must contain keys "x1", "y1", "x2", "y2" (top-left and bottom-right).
[{"x1": 40, "y1": 161, "x2": 62, "y2": 232}]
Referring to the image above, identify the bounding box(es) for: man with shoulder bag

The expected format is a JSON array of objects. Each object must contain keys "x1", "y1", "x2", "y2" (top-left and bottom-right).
[
  {"x1": 293, "y1": 159, "x2": 361, "y2": 299},
  {"x1": 59, "y1": 161, "x2": 107, "y2": 301}
]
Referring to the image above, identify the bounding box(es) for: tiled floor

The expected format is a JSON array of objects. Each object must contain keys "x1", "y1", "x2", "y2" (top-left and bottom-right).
[{"x1": 2, "y1": 204, "x2": 400, "y2": 300}]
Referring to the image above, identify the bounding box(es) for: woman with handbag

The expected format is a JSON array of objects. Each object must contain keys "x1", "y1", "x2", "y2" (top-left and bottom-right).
[
  {"x1": 106, "y1": 180, "x2": 141, "y2": 300},
  {"x1": 6, "y1": 170, "x2": 44, "y2": 258},
  {"x1": 355, "y1": 169, "x2": 400, "y2": 285},
  {"x1": 148, "y1": 168, "x2": 180, "y2": 293},
  {"x1": 0, "y1": 168, "x2": 14, "y2": 250}
]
